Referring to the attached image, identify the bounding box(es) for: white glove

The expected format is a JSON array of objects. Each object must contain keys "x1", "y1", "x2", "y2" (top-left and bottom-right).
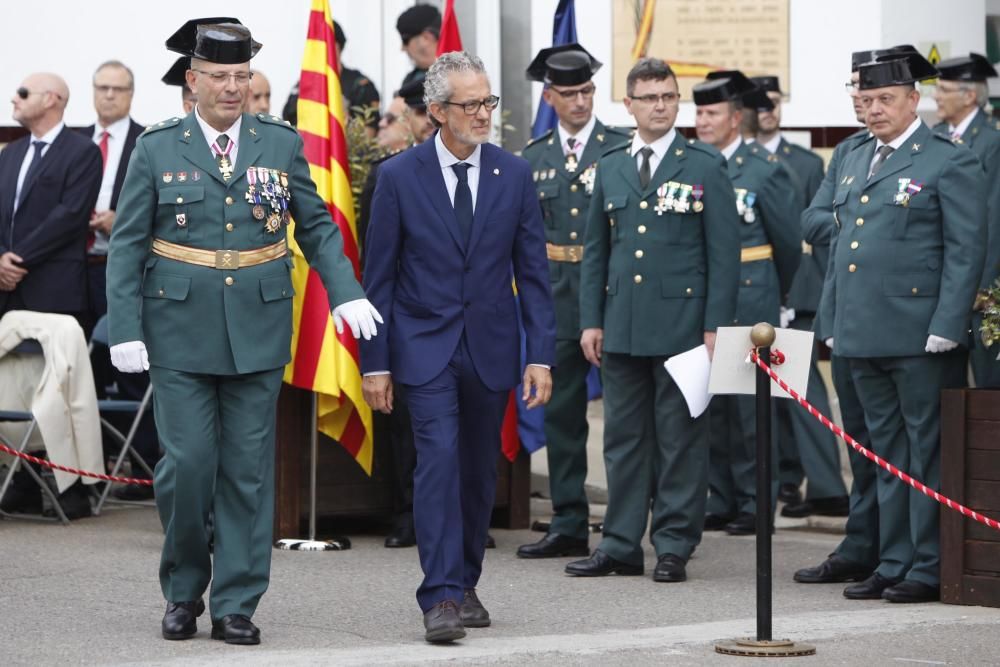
[
  {"x1": 824, "y1": 337, "x2": 834, "y2": 349},
  {"x1": 925, "y1": 335, "x2": 959, "y2": 354},
  {"x1": 110, "y1": 341, "x2": 149, "y2": 373},
  {"x1": 780, "y1": 306, "x2": 796, "y2": 329},
  {"x1": 332, "y1": 298, "x2": 383, "y2": 340}
]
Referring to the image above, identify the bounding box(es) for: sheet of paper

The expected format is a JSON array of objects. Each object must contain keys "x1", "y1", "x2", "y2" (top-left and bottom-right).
[
  {"x1": 708, "y1": 326, "x2": 813, "y2": 398},
  {"x1": 664, "y1": 344, "x2": 713, "y2": 418}
]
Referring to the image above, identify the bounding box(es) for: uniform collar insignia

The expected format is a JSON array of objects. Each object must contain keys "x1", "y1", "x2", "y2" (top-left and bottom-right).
[{"x1": 912, "y1": 143, "x2": 920, "y2": 151}]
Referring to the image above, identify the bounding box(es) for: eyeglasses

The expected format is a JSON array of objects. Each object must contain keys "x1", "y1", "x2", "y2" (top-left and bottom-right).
[
  {"x1": 844, "y1": 82, "x2": 859, "y2": 93},
  {"x1": 441, "y1": 95, "x2": 500, "y2": 115},
  {"x1": 15, "y1": 87, "x2": 62, "y2": 101},
  {"x1": 549, "y1": 84, "x2": 596, "y2": 100},
  {"x1": 94, "y1": 84, "x2": 132, "y2": 95},
  {"x1": 629, "y1": 92, "x2": 680, "y2": 106},
  {"x1": 191, "y1": 69, "x2": 253, "y2": 85}
]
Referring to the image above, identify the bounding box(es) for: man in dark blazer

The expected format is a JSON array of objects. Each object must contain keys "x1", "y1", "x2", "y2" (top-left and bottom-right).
[
  {"x1": 0, "y1": 72, "x2": 102, "y2": 324},
  {"x1": 361, "y1": 52, "x2": 555, "y2": 643}
]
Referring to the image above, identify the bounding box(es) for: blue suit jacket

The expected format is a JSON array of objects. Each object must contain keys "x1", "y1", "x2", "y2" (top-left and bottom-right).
[{"x1": 360, "y1": 137, "x2": 556, "y2": 391}]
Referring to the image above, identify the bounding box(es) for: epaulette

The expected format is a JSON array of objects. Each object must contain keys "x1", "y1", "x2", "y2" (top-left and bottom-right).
[
  {"x1": 931, "y1": 131, "x2": 961, "y2": 148},
  {"x1": 522, "y1": 129, "x2": 554, "y2": 152},
  {"x1": 602, "y1": 139, "x2": 631, "y2": 157},
  {"x1": 749, "y1": 144, "x2": 780, "y2": 164},
  {"x1": 257, "y1": 113, "x2": 296, "y2": 130},
  {"x1": 603, "y1": 125, "x2": 634, "y2": 138},
  {"x1": 683, "y1": 137, "x2": 721, "y2": 157},
  {"x1": 141, "y1": 116, "x2": 182, "y2": 135}
]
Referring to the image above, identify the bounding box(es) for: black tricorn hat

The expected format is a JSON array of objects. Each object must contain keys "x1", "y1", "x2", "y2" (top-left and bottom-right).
[
  {"x1": 693, "y1": 70, "x2": 757, "y2": 106},
  {"x1": 859, "y1": 51, "x2": 938, "y2": 90},
  {"x1": 396, "y1": 4, "x2": 441, "y2": 42},
  {"x1": 743, "y1": 87, "x2": 775, "y2": 111},
  {"x1": 750, "y1": 75, "x2": 781, "y2": 95},
  {"x1": 162, "y1": 57, "x2": 190, "y2": 87},
  {"x1": 526, "y1": 43, "x2": 602, "y2": 86},
  {"x1": 852, "y1": 45, "x2": 920, "y2": 72},
  {"x1": 167, "y1": 18, "x2": 262, "y2": 64},
  {"x1": 937, "y1": 52, "x2": 998, "y2": 82},
  {"x1": 397, "y1": 78, "x2": 426, "y2": 110},
  {"x1": 333, "y1": 20, "x2": 346, "y2": 50}
]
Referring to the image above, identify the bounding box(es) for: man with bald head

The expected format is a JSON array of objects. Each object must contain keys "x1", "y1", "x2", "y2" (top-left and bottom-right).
[{"x1": 0, "y1": 72, "x2": 103, "y2": 323}]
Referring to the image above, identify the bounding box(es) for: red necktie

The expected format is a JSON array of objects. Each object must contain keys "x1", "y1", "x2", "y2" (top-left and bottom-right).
[{"x1": 88, "y1": 131, "x2": 110, "y2": 251}]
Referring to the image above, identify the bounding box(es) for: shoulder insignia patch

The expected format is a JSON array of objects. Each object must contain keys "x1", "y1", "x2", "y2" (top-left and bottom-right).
[
  {"x1": 258, "y1": 114, "x2": 297, "y2": 132},
  {"x1": 141, "y1": 116, "x2": 181, "y2": 136},
  {"x1": 767, "y1": 154, "x2": 778, "y2": 163}
]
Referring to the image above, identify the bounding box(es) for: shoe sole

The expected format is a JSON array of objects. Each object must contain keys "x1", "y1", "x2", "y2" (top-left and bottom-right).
[
  {"x1": 425, "y1": 627, "x2": 467, "y2": 643},
  {"x1": 517, "y1": 549, "x2": 590, "y2": 559},
  {"x1": 211, "y1": 629, "x2": 261, "y2": 644},
  {"x1": 843, "y1": 591, "x2": 887, "y2": 600},
  {"x1": 460, "y1": 617, "x2": 492, "y2": 628},
  {"x1": 652, "y1": 574, "x2": 686, "y2": 583},
  {"x1": 162, "y1": 630, "x2": 197, "y2": 640},
  {"x1": 565, "y1": 567, "x2": 643, "y2": 577},
  {"x1": 794, "y1": 572, "x2": 871, "y2": 584}
]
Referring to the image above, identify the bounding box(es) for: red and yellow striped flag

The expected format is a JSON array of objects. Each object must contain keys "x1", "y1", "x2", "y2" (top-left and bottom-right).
[{"x1": 284, "y1": 0, "x2": 372, "y2": 474}]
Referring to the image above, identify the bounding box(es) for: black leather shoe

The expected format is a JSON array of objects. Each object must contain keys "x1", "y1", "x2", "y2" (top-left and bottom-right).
[
  {"x1": 703, "y1": 513, "x2": 734, "y2": 531},
  {"x1": 43, "y1": 481, "x2": 92, "y2": 520},
  {"x1": 384, "y1": 515, "x2": 416, "y2": 548},
  {"x1": 882, "y1": 579, "x2": 940, "y2": 603},
  {"x1": 794, "y1": 554, "x2": 873, "y2": 583},
  {"x1": 781, "y1": 495, "x2": 849, "y2": 518},
  {"x1": 843, "y1": 573, "x2": 900, "y2": 600},
  {"x1": 485, "y1": 534, "x2": 496, "y2": 549},
  {"x1": 778, "y1": 483, "x2": 803, "y2": 505},
  {"x1": 517, "y1": 532, "x2": 589, "y2": 559},
  {"x1": 724, "y1": 513, "x2": 756, "y2": 535},
  {"x1": 112, "y1": 482, "x2": 155, "y2": 501},
  {"x1": 211, "y1": 614, "x2": 260, "y2": 645},
  {"x1": 565, "y1": 550, "x2": 643, "y2": 577},
  {"x1": 423, "y1": 600, "x2": 466, "y2": 643},
  {"x1": 459, "y1": 589, "x2": 491, "y2": 628},
  {"x1": 653, "y1": 554, "x2": 687, "y2": 582},
  {"x1": 162, "y1": 599, "x2": 205, "y2": 640}
]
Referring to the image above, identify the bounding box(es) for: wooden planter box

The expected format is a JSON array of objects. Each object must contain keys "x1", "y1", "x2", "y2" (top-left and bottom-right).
[
  {"x1": 273, "y1": 384, "x2": 530, "y2": 540},
  {"x1": 940, "y1": 388, "x2": 1000, "y2": 607}
]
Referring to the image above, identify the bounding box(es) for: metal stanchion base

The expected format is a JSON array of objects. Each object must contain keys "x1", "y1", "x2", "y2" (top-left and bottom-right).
[
  {"x1": 715, "y1": 638, "x2": 816, "y2": 657},
  {"x1": 274, "y1": 537, "x2": 351, "y2": 551}
]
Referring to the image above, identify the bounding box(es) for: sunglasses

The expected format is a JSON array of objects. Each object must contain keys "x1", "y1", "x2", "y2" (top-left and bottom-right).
[{"x1": 16, "y1": 87, "x2": 62, "y2": 101}]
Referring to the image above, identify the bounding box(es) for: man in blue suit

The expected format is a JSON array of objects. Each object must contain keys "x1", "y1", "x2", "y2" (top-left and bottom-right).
[{"x1": 361, "y1": 51, "x2": 556, "y2": 643}]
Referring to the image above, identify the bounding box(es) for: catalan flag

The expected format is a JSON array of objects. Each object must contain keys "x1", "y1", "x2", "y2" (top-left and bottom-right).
[{"x1": 284, "y1": 0, "x2": 372, "y2": 474}]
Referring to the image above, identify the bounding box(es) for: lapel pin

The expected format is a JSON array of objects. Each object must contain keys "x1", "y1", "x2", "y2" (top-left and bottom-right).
[
  {"x1": 675, "y1": 149, "x2": 683, "y2": 156},
  {"x1": 596, "y1": 133, "x2": 605, "y2": 142},
  {"x1": 493, "y1": 168, "x2": 500, "y2": 175},
  {"x1": 912, "y1": 143, "x2": 920, "y2": 151},
  {"x1": 249, "y1": 128, "x2": 257, "y2": 137},
  {"x1": 735, "y1": 156, "x2": 743, "y2": 165},
  {"x1": 183, "y1": 129, "x2": 191, "y2": 139}
]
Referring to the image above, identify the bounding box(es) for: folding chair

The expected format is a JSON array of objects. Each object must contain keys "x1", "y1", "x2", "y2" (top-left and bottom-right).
[
  {"x1": 89, "y1": 315, "x2": 155, "y2": 515},
  {"x1": 0, "y1": 339, "x2": 70, "y2": 525}
]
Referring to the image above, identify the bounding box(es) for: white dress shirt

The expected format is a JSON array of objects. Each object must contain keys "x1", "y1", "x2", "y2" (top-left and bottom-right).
[
  {"x1": 721, "y1": 135, "x2": 744, "y2": 162},
  {"x1": 869, "y1": 116, "x2": 922, "y2": 174},
  {"x1": 949, "y1": 106, "x2": 979, "y2": 139},
  {"x1": 14, "y1": 122, "x2": 64, "y2": 213},
  {"x1": 629, "y1": 128, "x2": 677, "y2": 177},
  {"x1": 90, "y1": 115, "x2": 133, "y2": 254},
  {"x1": 761, "y1": 133, "x2": 782, "y2": 155},
  {"x1": 434, "y1": 132, "x2": 481, "y2": 210},
  {"x1": 557, "y1": 115, "x2": 596, "y2": 156},
  {"x1": 194, "y1": 106, "x2": 241, "y2": 169}
]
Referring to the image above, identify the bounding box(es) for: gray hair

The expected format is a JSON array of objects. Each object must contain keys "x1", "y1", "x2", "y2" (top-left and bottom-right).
[
  {"x1": 959, "y1": 81, "x2": 990, "y2": 108},
  {"x1": 94, "y1": 60, "x2": 135, "y2": 90},
  {"x1": 423, "y1": 50, "x2": 487, "y2": 119},
  {"x1": 626, "y1": 58, "x2": 675, "y2": 97}
]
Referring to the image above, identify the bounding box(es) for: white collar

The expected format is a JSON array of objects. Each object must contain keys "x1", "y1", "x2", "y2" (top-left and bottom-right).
[
  {"x1": 876, "y1": 116, "x2": 922, "y2": 152},
  {"x1": 721, "y1": 135, "x2": 743, "y2": 161},
  {"x1": 32, "y1": 121, "x2": 64, "y2": 144},
  {"x1": 557, "y1": 115, "x2": 596, "y2": 152},
  {"x1": 629, "y1": 128, "x2": 676, "y2": 158},
  {"x1": 95, "y1": 115, "x2": 131, "y2": 140},
  {"x1": 950, "y1": 107, "x2": 980, "y2": 137},
  {"x1": 194, "y1": 106, "x2": 242, "y2": 149},
  {"x1": 434, "y1": 132, "x2": 482, "y2": 169},
  {"x1": 761, "y1": 134, "x2": 782, "y2": 154}
]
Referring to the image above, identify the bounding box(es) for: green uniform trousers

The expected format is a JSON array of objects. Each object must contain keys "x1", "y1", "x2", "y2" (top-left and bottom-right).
[
  {"x1": 150, "y1": 365, "x2": 283, "y2": 619},
  {"x1": 849, "y1": 353, "x2": 965, "y2": 586},
  {"x1": 543, "y1": 339, "x2": 592, "y2": 540},
  {"x1": 598, "y1": 352, "x2": 708, "y2": 564},
  {"x1": 830, "y1": 354, "x2": 879, "y2": 567}
]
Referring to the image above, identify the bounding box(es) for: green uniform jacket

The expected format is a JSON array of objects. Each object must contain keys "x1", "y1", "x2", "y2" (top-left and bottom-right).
[
  {"x1": 775, "y1": 137, "x2": 826, "y2": 313},
  {"x1": 727, "y1": 142, "x2": 801, "y2": 326},
  {"x1": 820, "y1": 122, "x2": 986, "y2": 357},
  {"x1": 107, "y1": 112, "x2": 365, "y2": 375},
  {"x1": 933, "y1": 110, "x2": 1000, "y2": 289},
  {"x1": 521, "y1": 120, "x2": 630, "y2": 340},
  {"x1": 579, "y1": 134, "x2": 740, "y2": 356}
]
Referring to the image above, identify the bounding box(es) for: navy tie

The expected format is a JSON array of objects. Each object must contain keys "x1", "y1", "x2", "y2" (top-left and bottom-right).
[
  {"x1": 16, "y1": 140, "x2": 47, "y2": 209},
  {"x1": 452, "y1": 162, "x2": 473, "y2": 248}
]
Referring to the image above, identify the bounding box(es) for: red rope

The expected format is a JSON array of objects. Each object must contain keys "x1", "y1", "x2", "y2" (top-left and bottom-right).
[
  {"x1": 0, "y1": 442, "x2": 153, "y2": 486},
  {"x1": 750, "y1": 350, "x2": 1000, "y2": 532}
]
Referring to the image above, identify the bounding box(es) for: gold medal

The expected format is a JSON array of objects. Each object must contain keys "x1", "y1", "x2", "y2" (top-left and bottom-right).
[
  {"x1": 253, "y1": 205, "x2": 266, "y2": 220},
  {"x1": 693, "y1": 201, "x2": 704, "y2": 213},
  {"x1": 565, "y1": 154, "x2": 578, "y2": 173}
]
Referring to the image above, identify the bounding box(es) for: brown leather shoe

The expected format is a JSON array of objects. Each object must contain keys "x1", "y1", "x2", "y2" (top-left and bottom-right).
[
  {"x1": 459, "y1": 589, "x2": 491, "y2": 627},
  {"x1": 423, "y1": 600, "x2": 466, "y2": 643}
]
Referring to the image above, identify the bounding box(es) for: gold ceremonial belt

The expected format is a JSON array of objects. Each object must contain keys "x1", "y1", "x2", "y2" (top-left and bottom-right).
[
  {"x1": 151, "y1": 238, "x2": 287, "y2": 269},
  {"x1": 740, "y1": 244, "x2": 773, "y2": 263},
  {"x1": 546, "y1": 243, "x2": 584, "y2": 263}
]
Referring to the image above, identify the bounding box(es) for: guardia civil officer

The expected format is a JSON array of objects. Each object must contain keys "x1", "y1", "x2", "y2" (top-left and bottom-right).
[
  {"x1": 932, "y1": 53, "x2": 1000, "y2": 388},
  {"x1": 517, "y1": 44, "x2": 630, "y2": 560},
  {"x1": 568, "y1": 58, "x2": 740, "y2": 583},
  {"x1": 106, "y1": 19, "x2": 381, "y2": 644},
  {"x1": 820, "y1": 51, "x2": 985, "y2": 603},
  {"x1": 693, "y1": 71, "x2": 800, "y2": 536}
]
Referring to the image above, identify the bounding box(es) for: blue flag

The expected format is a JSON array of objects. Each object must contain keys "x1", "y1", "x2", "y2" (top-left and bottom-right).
[{"x1": 530, "y1": 0, "x2": 578, "y2": 139}]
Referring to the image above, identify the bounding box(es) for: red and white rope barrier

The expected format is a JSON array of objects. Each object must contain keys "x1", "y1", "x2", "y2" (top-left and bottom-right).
[{"x1": 0, "y1": 442, "x2": 153, "y2": 486}]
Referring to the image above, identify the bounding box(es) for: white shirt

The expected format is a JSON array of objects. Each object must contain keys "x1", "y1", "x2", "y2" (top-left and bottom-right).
[
  {"x1": 14, "y1": 122, "x2": 64, "y2": 213},
  {"x1": 761, "y1": 134, "x2": 782, "y2": 155},
  {"x1": 90, "y1": 115, "x2": 133, "y2": 254},
  {"x1": 557, "y1": 115, "x2": 596, "y2": 157},
  {"x1": 949, "y1": 106, "x2": 979, "y2": 139},
  {"x1": 869, "y1": 116, "x2": 922, "y2": 175},
  {"x1": 434, "y1": 132, "x2": 481, "y2": 210},
  {"x1": 721, "y1": 135, "x2": 744, "y2": 162},
  {"x1": 629, "y1": 128, "x2": 677, "y2": 178},
  {"x1": 194, "y1": 106, "x2": 241, "y2": 169}
]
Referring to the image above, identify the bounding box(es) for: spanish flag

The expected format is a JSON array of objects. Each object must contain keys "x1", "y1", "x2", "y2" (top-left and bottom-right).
[{"x1": 284, "y1": 0, "x2": 372, "y2": 474}]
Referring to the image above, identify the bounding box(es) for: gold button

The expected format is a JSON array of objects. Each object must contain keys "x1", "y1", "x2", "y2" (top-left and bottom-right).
[
  {"x1": 225, "y1": 196, "x2": 234, "y2": 205},
  {"x1": 570, "y1": 208, "x2": 579, "y2": 216},
  {"x1": 569, "y1": 231, "x2": 578, "y2": 240},
  {"x1": 638, "y1": 225, "x2": 647, "y2": 234},
  {"x1": 860, "y1": 195, "x2": 869, "y2": 204},
  {"x1": 639, "y1": 201, "x2": 649, "y2": 210},
  {"x1": 685, "y1": 287, "x2": 693, "y2": 295},
  {"x1": 745, "y1": 279, "x2": 752, "y2": 286},
  {"x1": 226, "y1": 223, "x2": 234, "y2": 232},
  {"x1": 850, "y1": 241, "x2": 859, "y2": 249},
  {"x1": 176, "y1": 196, "x2": 183, "y2": 203},
  {"x1": 856, "y1": 217, "x2": 864, "y2": 226},
  {"x1": 225, "y1": 276, "x2": 234, "y2": 286},
  {"x1": 539, "y1": 192, "x2": 546, "y2": 199},
  {"x1": 570, "y1": 184, "x2": 578, "y2": 192},
  {"x1": 282, "y1": 289, "x2": 287, "y2": 296},
  {"x1": 158, "y1": 288, "x2": 165, "y2": 296},
  {"x1": 610, "y1": 219, "x2": 616, "y2": 227},
  {"x1": 605, "y1": 285, "x2": 610, "y2": 292},
  {"x1": 911, "y1": 287, "x2": 919, "y2": 294},
  {"x1": 634, "y1": 274, "x2": 643, "y2": 284},
  {"x1": 607, "y1": 202, "x2": 614, "y2": 210},
  {"x1": 635, "y1": 250, "x2": 644, "y2": 259},
  {"x1": 848, "y1": 264, "x2": 857, "y2": 273}
]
